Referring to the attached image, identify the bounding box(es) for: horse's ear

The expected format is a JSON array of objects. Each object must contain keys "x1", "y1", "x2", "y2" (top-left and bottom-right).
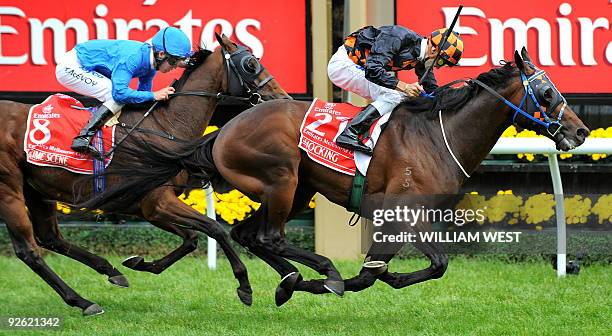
[
  {"x1": 520, "y1": 47, "x2": 533, "y2": 64},
  {"x1": 514, "y1": 50, "x2": 527, "y2": 73},
  {"x1": 214, "y1": 32, "x2": 224, "y2": 46}
]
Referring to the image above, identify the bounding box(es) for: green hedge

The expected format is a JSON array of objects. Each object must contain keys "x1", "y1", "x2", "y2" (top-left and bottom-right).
[
  {"x1": 0, "y1": 224, "x2": 609, "y2": 264},
  {"x1": 0, "y1": 224, "x2": 314, "y2": 257},
  {"x1": 394, "y1": 231, "x2": 611, "y2": 264}
]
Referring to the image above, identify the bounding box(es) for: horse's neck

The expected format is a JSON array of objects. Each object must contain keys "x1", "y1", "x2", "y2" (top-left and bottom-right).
[
  {"x1": 442, "y1": 85, "x2": 516, "y2": 181},
  {"x1": 163, "y1": 57, "x2": 224, "y2": 140}
]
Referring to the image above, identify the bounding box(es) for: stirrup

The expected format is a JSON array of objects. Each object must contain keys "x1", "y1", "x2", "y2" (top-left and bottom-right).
[
  {"x1": 88, "y1": 146, "x2": 105, "y2": 161},
  {"x1": 336, "y1": 134, "x2": 372, "y2": 155}
]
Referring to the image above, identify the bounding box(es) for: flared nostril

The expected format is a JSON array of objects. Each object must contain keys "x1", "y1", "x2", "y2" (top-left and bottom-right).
[{"x1": 577, "y1": 128, "x2": 590, "y2": 139}]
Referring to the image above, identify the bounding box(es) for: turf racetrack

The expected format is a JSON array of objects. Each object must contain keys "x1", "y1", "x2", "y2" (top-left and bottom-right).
[{"x1": 0, "y1": 256, "x2": 609, "y2": 335}]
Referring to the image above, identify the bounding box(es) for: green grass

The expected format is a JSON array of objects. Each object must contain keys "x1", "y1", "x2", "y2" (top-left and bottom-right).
[{"x1": 0, "y1": 255, "x2": 609, "y2": 336}]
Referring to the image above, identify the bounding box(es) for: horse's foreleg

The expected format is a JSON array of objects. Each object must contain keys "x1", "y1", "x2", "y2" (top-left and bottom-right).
[
  {"x1": 125, "y1": 193, "x2": 199, "y2": 274},
  {"x1": 24, "y1": 184, "x2": 128, "y2": 288},
  {"x1": 140, "y1": 188, "x2": 252, "y2": 306},
  {"x1": 376, "y1": 240, "x2": 448, "y2": 289},
  {"x1": 120, "y1": 219, "x2": 199, "y2": 275},
  {"x1": 364, "y1": 218, "x2": 448, "y2": 289}
]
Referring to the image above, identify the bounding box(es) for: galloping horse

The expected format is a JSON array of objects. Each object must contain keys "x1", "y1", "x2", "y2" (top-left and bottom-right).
[
  {"x1": 0, "y1": 34, "x2": 289, "y2": 315},
  {"x1": 81, "y1": 48, "x2": 589, "y2": 305}
]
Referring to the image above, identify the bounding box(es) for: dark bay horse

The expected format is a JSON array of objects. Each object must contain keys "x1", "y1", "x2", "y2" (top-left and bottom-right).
[
  {"x1": 81, "y1": 48, "x2": 589, "y2": 305},
  {"x1": 0, "y1": 34, "x2": 289, "y2": 315}
]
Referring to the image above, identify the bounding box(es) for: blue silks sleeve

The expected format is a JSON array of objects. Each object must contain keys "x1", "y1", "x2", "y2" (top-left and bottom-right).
[
  {"x1": 111, "y1": 63, "x2": 155, "y2": 104},
  {"x1": 137, "y1": 70, "x2": 155, "y2": 92}
]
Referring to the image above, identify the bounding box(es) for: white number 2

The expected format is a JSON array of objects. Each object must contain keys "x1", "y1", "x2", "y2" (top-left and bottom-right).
[{"x1": 304, "y1": 113, "x2": 332, "y2": 136}]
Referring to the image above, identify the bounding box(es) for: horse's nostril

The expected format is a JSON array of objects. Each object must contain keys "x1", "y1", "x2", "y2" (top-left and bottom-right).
[{"x1": 577, "y1": 128, "x2": 590, "y2": 139}]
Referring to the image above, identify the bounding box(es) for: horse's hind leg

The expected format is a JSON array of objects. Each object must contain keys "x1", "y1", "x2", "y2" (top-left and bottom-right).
[
  {"x1": 139, "y1": 188, "x2": 252, "y2": 306},
  {"x1": 24, "y1": 183, "x2": 129, "y2": 288},
  {"x1": 0, "y1": 181, "x2": 103, "y2": 316},
  {"x1": 231, "y1": 208, "x2": 304, "y2": 306},
  {"x1": 256, "y1": 183, "x2": 345, "y2": 298}
]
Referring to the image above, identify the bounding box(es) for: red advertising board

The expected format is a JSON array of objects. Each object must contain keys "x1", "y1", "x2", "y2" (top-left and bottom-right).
[
  {"x1": 396, "y1": 0, "x2": 612, "y2": 93},
  {"x1": 0, "y1": 0, "x2": 308, "y2": 94}
]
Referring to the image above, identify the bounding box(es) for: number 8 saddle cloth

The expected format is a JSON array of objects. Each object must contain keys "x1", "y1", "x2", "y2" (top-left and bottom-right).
[{"x1": 24, "y1": 94, "x2": 115, "y2": 174}]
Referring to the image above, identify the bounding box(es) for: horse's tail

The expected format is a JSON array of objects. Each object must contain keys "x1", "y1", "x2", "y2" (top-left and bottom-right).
[{"x1": 75, "y1": 131, "x2": 221, "y2": 210}]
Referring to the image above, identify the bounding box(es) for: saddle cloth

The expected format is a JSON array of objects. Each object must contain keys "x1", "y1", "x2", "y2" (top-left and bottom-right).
[
  {"x1": 298, "y1": 98, "x2": 390, "y2": 176},
  {"x1": 24, "y1": 94, "x2": 115, "y2": 174}
]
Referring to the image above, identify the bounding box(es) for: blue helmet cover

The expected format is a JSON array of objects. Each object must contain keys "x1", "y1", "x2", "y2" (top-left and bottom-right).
[{"x1": 151, "y1": 27, "x2": 192, "y2": 58}]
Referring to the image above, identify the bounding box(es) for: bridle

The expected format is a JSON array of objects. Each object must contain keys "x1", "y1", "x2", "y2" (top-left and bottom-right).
[
  {"x1": 222, "y1": 45, "x2": 274, "y2": 103},
  {"x1": 431, "y1": 61, "x2": 568, "y2": 178},
  {"x1": 470, "y1": 63, "x2": 567, "y2": 138},
  {"x1": 169, "y1": 43, "x2": 275, "y2": 106}
]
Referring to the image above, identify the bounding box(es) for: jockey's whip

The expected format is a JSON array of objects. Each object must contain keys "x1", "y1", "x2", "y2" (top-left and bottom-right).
[
  {"x1": 419, "y1": 5, "x2": 464, "y2": 86},
  {"x1": 104, "y1": 79, "x2": 178, "y2": 158}
]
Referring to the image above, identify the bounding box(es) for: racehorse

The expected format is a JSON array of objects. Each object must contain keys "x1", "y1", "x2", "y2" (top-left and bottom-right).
[
  {"x1": 80, "y1": 48, "x2": 590, "y2": 306},
  {"x1": 0, "y1": 34, "x2": 289, "y2": 315}
]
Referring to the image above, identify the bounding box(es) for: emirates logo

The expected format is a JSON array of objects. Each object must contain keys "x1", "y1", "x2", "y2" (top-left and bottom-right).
[
  {"x1": 323, "y1": 102, "x2": 336, "y2": 110},
  {"x1": 42, "y1": 105, "x2": 54, "y2": 113}
]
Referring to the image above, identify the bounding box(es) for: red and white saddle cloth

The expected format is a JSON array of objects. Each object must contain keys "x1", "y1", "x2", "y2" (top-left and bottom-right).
[
  {"x1": 24, "y1": 94, "x2": 115, "y2": 174},
  {"x1": 298, "y1": 98, "x2": 391, "y2": 176}
]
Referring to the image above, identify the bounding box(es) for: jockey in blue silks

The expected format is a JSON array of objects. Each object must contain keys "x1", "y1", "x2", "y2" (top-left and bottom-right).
[{"x1": 55, "y1": 27, "x2": 192, "y2": 159}]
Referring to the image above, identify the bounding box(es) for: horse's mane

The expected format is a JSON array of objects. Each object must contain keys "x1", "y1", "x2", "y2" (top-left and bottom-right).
[
  {"x1": 400, "y1": 62, "x2": 518, "y2": 118},
  {"x1": 175, "y1": 48, "x2": 213, "y2": 90}
]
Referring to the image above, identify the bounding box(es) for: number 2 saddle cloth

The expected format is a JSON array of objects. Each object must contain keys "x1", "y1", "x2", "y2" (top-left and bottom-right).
[
  {"x1": 24, "y1": 94, "x2": 115, "y2": 174},
  {"x1": 298, "y1": 98, "x2": 391, "y2": 176}
]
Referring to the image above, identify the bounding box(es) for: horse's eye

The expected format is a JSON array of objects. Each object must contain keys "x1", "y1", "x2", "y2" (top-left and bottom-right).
[
  {"x1": 542, "y1": 88, "x2": 553, "y2": 102},
  {"x1": 242, "y1": 56, "x2": 260, "y2": 74}
]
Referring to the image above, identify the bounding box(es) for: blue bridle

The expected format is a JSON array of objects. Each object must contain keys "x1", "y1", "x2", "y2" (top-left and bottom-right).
[
  {"x1": 510, "y1": 68, "x2": 567, "y2": 137},
  {"x1": 422, "y1": 64, "x2": 568, "y2": 137}
]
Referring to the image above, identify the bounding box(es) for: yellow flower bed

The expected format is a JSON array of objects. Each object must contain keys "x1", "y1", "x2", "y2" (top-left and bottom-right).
[
  {"x1": 501, "y1": 126, "x2": 612, "y2": 161},
  {"x1": 456, "y1": 191, "x2": 612, "y2": 227},
  {"x1": 179, "y1": 189, "x2": 260, "y2": 224},
  {"x1": 178, "y1": 189, "x2": 315, "y2": 224}
]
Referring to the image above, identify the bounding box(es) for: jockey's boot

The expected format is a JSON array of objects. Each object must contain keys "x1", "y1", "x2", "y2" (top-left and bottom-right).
[
  {"x1": 336, "y1": 104, "x2": 381, "y2": 155},
  {"x1": 71, "y1": 105, "x2": 114, "y2": 160}
]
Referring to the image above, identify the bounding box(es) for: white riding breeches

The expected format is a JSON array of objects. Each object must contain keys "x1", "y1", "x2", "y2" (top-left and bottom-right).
[
  {"x1": 327, "y1": 46, "x2": 407, "y2": 115},
  {"x1": 55, "y1": 49, "x2": 123, "y2": 113}
]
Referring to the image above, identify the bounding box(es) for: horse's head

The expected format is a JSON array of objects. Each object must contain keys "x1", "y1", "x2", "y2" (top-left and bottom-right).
[
  {"x1": 511, "y1": 47, "x2": 589, "y2": 150},
  {"x1": 215, "y1": 33, "x2": 291, "y2": 103}
]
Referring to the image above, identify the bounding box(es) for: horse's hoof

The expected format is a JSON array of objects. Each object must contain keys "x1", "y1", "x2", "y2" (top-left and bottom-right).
[
  {"x1": 82, "y1": 303, "x2": 105, "y2": 317},
  {"x1": 275, "y1": 272, "x2": 300, "y2": 307},
  {"x1": 323, "y1": 279, "x2": 345, "y2": 297},
  {"x1": 122, "y1": 255, "x2": 145, "y2": 270},
  {"x1": 108, "y1": 275, "x2": 129, "y2": 288},
  {"x1": 363, "y1": 260, "x2": 388, "y2": 276},
  {"x1": 280, "y1": 272, "x2": 301, "y2": 290},
  {"x1": 275, "y1": 286, "x2": 293, "y2": 307},
  {"x1": 237, "y1": 288, "x2": 253, "y2": 306}
]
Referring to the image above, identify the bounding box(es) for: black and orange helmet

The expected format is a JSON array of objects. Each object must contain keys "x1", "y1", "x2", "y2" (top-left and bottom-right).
[{"x1": 430, "y1": 28, "x2": 463, "y2": 66}]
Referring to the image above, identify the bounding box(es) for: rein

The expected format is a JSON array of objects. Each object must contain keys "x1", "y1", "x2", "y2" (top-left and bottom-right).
[
  {"x1": 102, "y1": 43, "x2": 272, "y2": 158},
  {"x1": 169, "y1": 90, "x2": 262, "y2": 105}
]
